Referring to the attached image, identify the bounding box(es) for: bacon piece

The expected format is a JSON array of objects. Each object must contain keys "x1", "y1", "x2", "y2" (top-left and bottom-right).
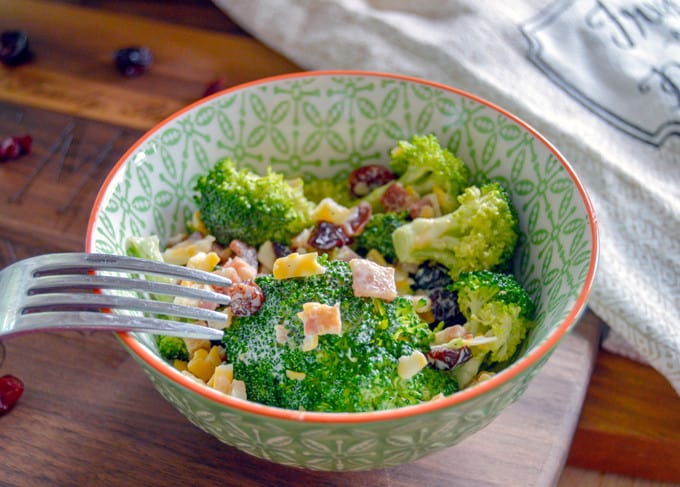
[
  {"x1": 297, "y1": 302, "x2": 342, "y2": 336},
  {"x1": 197, "y1": 299, "x2": 218, "y2": 311},
  {"x1": 342, "y1": 201, "x2": 372, "y2": 237},
  {"x1": 213, "y1": 256, "x2": 258, "y2": 290},
  {"x1": 211, "y1": 242, "x2": 228, "y2": 262},
  {"x1": 334, "y1": 245, "x2": 361, "y2": 262},
  {"x1": 213, "y1": 266, "x2": 239, "y2": 290},
  {"x1": 380, "y1": 183, "x2": 416, "y2": 212},
  {"x1": 349, "y1": 258, "x2": 397, "y2": 302},
  {"x1": 229, "y1": 239, "x2": 258, "y2": 269}
]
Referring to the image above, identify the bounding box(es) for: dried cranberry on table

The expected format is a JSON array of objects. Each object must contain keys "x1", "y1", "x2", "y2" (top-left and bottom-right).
[
  {"x1": 0, "y1": 30, "x2": 33, "y2": 66},
  {"x1": 348, "y1": 164, "x2": 396, "y2": 197},
  {"x1": 0, "y1": 134, "x2": 32, "y2": 162},
  {"x1": 0, "y1": 374, "x2": 24, "y2": 415},
  {"x1": 113, "y1": 46, "x2": 153, "y2": 77},
  {"x1": 202, "y1": 78, "x2": 226, "y2": 98}
]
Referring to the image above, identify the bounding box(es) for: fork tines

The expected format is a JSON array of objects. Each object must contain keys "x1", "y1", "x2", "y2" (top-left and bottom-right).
[
  {"x1": 1, "y1": 252, "x2": 235, "y2": 340},
  {"x1": 24, "y1": 253, "x2": 232, "y2": 325},
  {"x1": 30, "y1": 253, "x2": 232, "y2": 288},
  {"x1": 22, "y1": 291, "x2": 229, "y2": 324}
]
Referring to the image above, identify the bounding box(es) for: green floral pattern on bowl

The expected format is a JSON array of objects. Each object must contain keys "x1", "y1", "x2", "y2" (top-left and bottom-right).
[{"x1": 89, "y1": 72, "x2": 596, "y2": 471}]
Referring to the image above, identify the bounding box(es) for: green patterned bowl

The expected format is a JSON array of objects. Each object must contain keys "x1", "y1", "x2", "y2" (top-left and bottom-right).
[{"x1": 87, "y1": 71, "x2": 598, "y2": 471}]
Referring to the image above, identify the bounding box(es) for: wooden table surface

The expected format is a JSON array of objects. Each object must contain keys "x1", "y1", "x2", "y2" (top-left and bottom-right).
[{"x1": 0, "y1": 1, "x2": 678, "y2": 486}]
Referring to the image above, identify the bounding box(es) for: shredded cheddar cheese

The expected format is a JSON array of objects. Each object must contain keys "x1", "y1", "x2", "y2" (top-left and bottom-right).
[{"x1": 272, "y1": 252, "x2": 326, "y2": 279}]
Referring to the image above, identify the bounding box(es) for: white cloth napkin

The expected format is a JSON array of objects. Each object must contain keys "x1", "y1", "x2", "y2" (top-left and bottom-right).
[{"x1": 213, "y1": 0, "x2": 680, "y2": 393}]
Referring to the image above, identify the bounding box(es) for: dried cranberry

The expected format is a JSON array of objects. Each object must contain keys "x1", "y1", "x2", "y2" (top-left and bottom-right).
[
  {"x1": 412, "y1": 262, "x2": 453, "y2": 290},
  {"x1": 202, "y1": 78, "x2": 226, "y2": 98},
  {"x1": 380, "y1": 182, "x2": 415, "y2": 212},
  {"x1": 429, "y1": 287, "x2": 465, "y2": 327},
  {"x1": 426, "y1": 347, "x2": 471, "y2": 370},
  {"x1": 227, "y1": 281, "x2": 264, "y2": 316},
  {"x1": 0, "y1": 134, "x2": 32, "y2": 162},
  {"x1": 0, "y1": 374, "x2": 24, "y2": 415},
  {"x1": 272, "y1": 241, "x2": 292, "y2": 259},
  {"x1": 0, "y1": 138, "x2": 20, "y2": 160},
  {"x1": 348, "y1": 164, "x2": 396, "y2": 197},
  {"x1": 114, "y1": 47, "x2": 153, "y2": 77},
  {"x1": 0, "y1": 30, "x2": 32, "y2": 66},
  {"x1": 308, "y1": 221, "x2": 353, "y2": 251}
]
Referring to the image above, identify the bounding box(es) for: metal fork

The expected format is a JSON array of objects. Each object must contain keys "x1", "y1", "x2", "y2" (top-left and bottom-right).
[{"x1": 0, "y1": 253, "x2": 232, "y2": 340}]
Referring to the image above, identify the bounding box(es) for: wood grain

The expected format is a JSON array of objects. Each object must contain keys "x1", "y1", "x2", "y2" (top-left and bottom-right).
[
  {"x1": 0, "y1": 0, "x2": 299, "y2": 130},
  {"x1": 0, "y1": 105, "x2": 141, "y2": 252},
  {"x1": 568, "y1": 351, "x2": 680, "y2": 483},
  {"x1": 0, "y1": 0, "x2": 678, "y2": 485},
  {"x1": 54, "y1": 0, "x2": 250, "y2": 34},
  {"x1": 0, "y1": 0, "x2": 601, "y2": 481},
  {"x1": 0, "y1": 0, "x2": 297, "y2": 249},
  {"x1": 0, "y1": 313, "x2": 601, "y2": 486},
  {"x1": 559, "y1": 468, "x2": 680, "y2": 487}
]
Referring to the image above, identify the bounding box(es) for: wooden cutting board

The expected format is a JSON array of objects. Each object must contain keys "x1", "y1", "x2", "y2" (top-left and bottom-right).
[{"x1": 1, "y1": 1, "x2": 678, "y2": 485}]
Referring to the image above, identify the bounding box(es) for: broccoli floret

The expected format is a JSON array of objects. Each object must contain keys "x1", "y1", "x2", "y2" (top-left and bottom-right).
[
  {"x1": 157, "y1": 336, "x2": 189, "y2": 361},
  {"x1": 354, "y1": 211, "x2": 410, "y2": 263},
  {"x1": 304, "y1": 176, "x2": 354, "y2": 207},
  {"x1": 221, "y1": 257, "x2": 458, "y2": 412},
  {"x1": 194, "y1": 158, "x2": 314, "y2": 247},
  {"x1": 454, "y1": 270, "x2": 536, "y2": 365},
  {"x1": 392, "y1": 182, "x2": 519, "y2": 280},
  {"x1": 363, "y1": 134, "x2": 470, "y2": 213}
]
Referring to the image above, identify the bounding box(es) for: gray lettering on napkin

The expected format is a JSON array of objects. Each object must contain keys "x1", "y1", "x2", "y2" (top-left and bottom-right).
[{"x1": 521, "y1": 0, "x2": 680, "y2": 147}]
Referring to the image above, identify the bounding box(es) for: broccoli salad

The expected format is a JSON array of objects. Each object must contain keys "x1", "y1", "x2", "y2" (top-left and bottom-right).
[{"x1": 127, "y1": 134, "x2": 536, "y2": 413}]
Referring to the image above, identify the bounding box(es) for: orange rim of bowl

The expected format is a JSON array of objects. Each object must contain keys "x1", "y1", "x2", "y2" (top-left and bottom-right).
[{"x1": 87, "y1": 70, "x2": 599, "y2": 424}]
